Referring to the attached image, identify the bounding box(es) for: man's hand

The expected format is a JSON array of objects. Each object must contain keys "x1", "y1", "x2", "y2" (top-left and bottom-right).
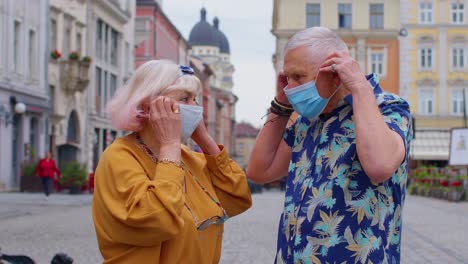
[
  {"x1": 319, "y1": 51, "x2": 369, "y2": 94},
  {"x1": 276, "y1": 71, "x2": 289, "y2": 105}
]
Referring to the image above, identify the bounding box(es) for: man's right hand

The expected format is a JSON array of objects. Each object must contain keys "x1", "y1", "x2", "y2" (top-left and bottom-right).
[{"x1": 276, "y1": 71, "x2": 289, "y2": 105}]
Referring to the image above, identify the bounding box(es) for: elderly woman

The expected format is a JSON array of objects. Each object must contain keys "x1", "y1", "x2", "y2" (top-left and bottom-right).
[{"x1": 92, "y1": 60, "x2": 252, "y2": 263}]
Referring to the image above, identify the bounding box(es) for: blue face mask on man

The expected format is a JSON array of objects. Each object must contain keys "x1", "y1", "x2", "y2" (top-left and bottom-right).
[
  {"x1": 284, "y1": 78, "x2": 341, "y2": 119},
  {"x1": 179, "y1": 104, "x2": 204, "y2": 141}
]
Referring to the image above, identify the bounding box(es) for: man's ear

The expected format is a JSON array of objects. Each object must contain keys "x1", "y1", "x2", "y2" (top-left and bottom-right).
[{"x1": 332, "y1": 74, "x2": 342, "y2": 89}]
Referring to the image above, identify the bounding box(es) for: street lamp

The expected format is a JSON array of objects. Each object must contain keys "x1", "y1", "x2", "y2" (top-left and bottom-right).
[{"x1": 0, "y1": 96, "x2": 26, "y2": 127}]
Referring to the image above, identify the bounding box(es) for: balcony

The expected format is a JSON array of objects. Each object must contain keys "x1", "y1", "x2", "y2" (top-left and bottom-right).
[{"x1": 60, "y1": 60, "x2": 90, "y2": 94}]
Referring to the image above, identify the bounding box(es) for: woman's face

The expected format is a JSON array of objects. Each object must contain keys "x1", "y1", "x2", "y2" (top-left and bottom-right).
[{"x1": 162, "y1": 90, "x2": 199, "y2": 106}]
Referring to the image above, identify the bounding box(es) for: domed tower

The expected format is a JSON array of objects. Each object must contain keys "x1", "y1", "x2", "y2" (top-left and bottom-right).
[
  {"x1": 189, "y1": 8, "x2": 220, "y2": 60},
  {"x1": 211, "y1": 16, "x2": 234, "y2": 91},
  {"x1": 188, "y1": 8, "x2": 237, "y2": 156},
  {"x1": 213, "y1": 17, "x2": 230, "y2": 62}
]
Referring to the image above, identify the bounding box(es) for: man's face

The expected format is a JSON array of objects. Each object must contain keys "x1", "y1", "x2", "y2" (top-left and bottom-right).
[
  {"x1": 283, "y1": 46, "x2": 317, "y2": 89},
  {"x1": 283, "y1": 46, "x2": 336, "y2": 99}
]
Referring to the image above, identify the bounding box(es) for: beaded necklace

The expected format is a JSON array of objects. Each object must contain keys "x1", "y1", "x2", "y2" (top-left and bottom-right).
[{"x1": 133, "y1": 132, "x2": 229, "y2": 227}]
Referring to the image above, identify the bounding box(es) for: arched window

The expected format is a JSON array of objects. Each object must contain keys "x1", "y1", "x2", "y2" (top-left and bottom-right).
[
  {"x1": 67, "y1": 111, "x2": 80, "y2": 143},
  {"x1": 29, "y1": 117, "x2": 39, "y2": 160}
]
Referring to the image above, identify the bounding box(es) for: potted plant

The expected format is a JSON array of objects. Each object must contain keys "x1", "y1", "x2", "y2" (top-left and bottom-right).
[
  {"x1": 68, "y1": 51, "x2": 81, "y2": 61},
  {"x1": 50, "y1": 49, "x2": 62, "y2": 60},
  {"x1": 59, "y1": 161, "x2": 88, "y2": 194},
  {"x1": 81, "y1": 56, "x2": 92, "y2": 64},
  {"x1": 449, "y1": 180, "x2": 464, "y2": 202},
  {"x1": 20, "y1": 161, "x2": 42, "y2": 192}
]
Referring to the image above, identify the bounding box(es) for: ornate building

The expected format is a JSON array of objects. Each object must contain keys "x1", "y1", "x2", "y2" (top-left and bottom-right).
[
  {"x1": 400, "y1": 0, "x2": 468, "y2": 163},
  {"x1": 48, "y1": 0, "x2": 90, "y2": 169},
  {"x1": 188, "y1": 8, "x2": 237, "y2": 155},
  {"x1": 0, "y1": 0, "x2": 49, "y2": 191},
  {"x1": 272, "y1": 0, "x2": 401, "y2": 95}
]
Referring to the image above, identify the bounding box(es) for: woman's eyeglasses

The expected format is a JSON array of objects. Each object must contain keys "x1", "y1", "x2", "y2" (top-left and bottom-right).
[
  {"x1": 185, "y1": 203, "x2": 229, "y2": 231},
  {"x1": 182, "y1": 162, "x2": 230, "y2": 231}
]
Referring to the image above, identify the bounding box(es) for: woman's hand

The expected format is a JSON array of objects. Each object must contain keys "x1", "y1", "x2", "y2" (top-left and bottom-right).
[
  {"x1": 149, "y1": 97, "x2": 182, "y2": 160},
  {"x1": 191, "y1": 121, "x2": 221, "y2": 155}
]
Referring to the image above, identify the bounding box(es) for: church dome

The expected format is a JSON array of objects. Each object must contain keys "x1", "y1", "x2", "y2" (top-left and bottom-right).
[
  {"x1": 189, "y1": 8, "x2": 219, "y2": 47},
  {"x1": 213, "y1": 17, "x2": 230, "y2": 54}
]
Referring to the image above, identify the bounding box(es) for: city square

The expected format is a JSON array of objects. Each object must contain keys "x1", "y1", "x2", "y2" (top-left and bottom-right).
[{"x1": 0, "y1": 191, "x2": 467, "y2": 263}]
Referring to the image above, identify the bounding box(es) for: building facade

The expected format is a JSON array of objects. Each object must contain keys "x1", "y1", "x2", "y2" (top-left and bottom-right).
[
  {"x1": 234, "y1": 122, "x2": 259, "y2": 171},
  {"x1": 135, "y1": 0, "x2": 189, "y2": 68},
  {"x1": 272, "y1": 0, "x2": 401, "y2": 95},
  {"x1": 0, "y1": 0, "x2": 49, "y2": 191},
  {"x1": 188, "y1": 8, "x2": 237, "y2": 155},
  {"x1": 86, "y1": 0, "x2": 135, "y2": 171},
  {"x1": 48, "y1": 0, "x2": 90, "y2": 168},
  {"x1": 400, "y1": 0, "x2": 468, "y2": 163}
]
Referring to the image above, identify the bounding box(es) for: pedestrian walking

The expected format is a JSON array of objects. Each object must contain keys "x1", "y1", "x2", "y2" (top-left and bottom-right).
[{"x1": 35, "y1": 151, "x2": 61, "y2": 198}]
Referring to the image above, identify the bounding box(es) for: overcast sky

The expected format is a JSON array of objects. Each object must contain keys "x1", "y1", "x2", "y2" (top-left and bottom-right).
[{"x1": 164, "y1": 0, "x2": 276, "y2": 128}]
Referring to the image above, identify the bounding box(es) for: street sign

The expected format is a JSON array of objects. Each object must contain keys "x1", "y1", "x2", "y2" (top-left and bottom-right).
[{"x1": 449, "y1": 128, "x2": 468, "y2": 166}]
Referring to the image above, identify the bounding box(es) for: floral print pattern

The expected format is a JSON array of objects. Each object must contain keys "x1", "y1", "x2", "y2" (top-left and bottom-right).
[{"x1": 275, "y1": 74, "x2": 412, "y2": 264}]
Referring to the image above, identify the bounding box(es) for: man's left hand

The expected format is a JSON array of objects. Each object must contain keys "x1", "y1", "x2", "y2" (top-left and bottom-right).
[{"x1": 319, "y1": 51, "x2": 369, "y2": 94}]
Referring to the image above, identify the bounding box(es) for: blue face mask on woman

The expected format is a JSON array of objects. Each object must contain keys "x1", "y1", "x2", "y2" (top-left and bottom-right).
[
  {"x1": 179, "y1": 104, "x2": 204, "y2": 141},
  {"x1": 284, "y1": 79, "x2": 341, "y2": 119}
]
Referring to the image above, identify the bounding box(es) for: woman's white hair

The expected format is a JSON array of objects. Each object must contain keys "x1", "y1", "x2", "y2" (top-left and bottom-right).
[
  {"x1": 106, "y1": 60, "x2": 202, "y2": 131},
  {"x1": 284, "y1": 27, "x2": 348, "y2": 67}
]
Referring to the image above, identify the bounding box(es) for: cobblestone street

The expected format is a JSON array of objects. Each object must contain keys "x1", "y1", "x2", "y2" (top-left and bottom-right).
[{"x1": 0, "y1": 191, "x2": 467, "y2": 263}]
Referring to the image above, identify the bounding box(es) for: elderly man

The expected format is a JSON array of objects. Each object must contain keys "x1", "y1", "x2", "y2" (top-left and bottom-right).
[{"x1": 248, "y1": 27, "x2": 412, "y2": 263}]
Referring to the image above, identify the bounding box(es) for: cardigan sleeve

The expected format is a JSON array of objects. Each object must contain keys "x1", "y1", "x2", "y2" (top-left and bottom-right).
[
  {"x1": 93, "y1": 143, "x2": 186, "y2": 247},
  {"x1": 204, "y1": 146, "x2": 252, "y2": 217}
]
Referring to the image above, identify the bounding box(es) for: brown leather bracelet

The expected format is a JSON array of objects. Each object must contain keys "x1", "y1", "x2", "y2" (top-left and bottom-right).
[{"x1": 274, "y1": 97, "x2": 293, "y2": 108}]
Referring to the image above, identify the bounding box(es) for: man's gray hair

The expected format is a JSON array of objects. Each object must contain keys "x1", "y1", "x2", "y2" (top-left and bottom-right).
[{"x1": 284, "y1": 27, "x2": 348, "y2": 66}]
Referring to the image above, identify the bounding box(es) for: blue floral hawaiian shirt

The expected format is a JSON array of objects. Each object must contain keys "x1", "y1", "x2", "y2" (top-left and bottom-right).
[{"x1": 275, "y1": 73, "x2": 413, "y2": 264}]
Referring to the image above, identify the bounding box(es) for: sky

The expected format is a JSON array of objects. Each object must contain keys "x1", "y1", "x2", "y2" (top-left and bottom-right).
[{"x1": 164, "y1": 0, "x2": 276, "y2": 128}]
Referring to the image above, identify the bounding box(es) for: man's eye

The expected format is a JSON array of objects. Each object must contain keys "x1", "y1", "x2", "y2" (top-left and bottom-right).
[{"x1": 180, "y1": 97, "x2": 189, "y2": 102}]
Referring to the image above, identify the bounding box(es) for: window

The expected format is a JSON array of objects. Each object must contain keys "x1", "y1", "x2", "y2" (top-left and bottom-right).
[
  {"x1": 306, "y1": 3, "x2": 320, "y2": 28},
  {"x1": 67, "y1": 112, "x2": 79, "y2": 143},
  {"x1": 419, "y1": 2, "x2": 433, "y2": 24},
  {"x1": 63, "y1": 26, "x2": 71, "y2": 58},
  {"x1": 110, "y1": 74, "x2": 117, "y2": 98},
  {"x1": 13, "y1": 21, "x2": 21, "y2": 72},
  {"x1": 29, "y1": 30, "x2": 36, "y2": 77},
  {"x1": 125, "y1": 42, "x2": 130, "y2": 74},
  {"x1": 419, "y1": 89, "x2": 434, "y2": 115},
  {"x1": 370, "y1": 51, "x2": 384, "y2": 76},
  {"x1": 96, "y1": 20, "x2": 103, "y2": 59},
  {"x1": 95, "y1": 67, "x2": 102, "y2": 113},
  {"x1": 29, "y1": 118, "x2": 39, "y2": 161},
  {"x1": 370, "y1": 4, "x2": 384, "y2": 29},
  {"x1": 451, "y1": 2, "x2": 464, "y2": 23},
  {"x1": 50, "y1": 19, "x2": 57, "y2": 52},
  {"x1": 104, "y1": 25, "x2": 109, "y2": 62},
  {"x1": 49, "y1": 85, "x2": 55, "y2": 110},
  {"x1": 451, "y1": 89, "x2": 465, "y2": 115},
  {"x1": 153, "y1": 30, "x2": 157, "y2": 54},
  {"x1": 110, "y1": 29, "x2": 119, "y2": 66},
  {"x1": 420, "y1": 47, "x2": 433, "y2": 70},
  {"x1": 76, "y1": 32, "x2": 82, "y2": 55},
  {"x1": 452, "y1": 47, "x2": 465, "y2": 69},
  {"x1": 103, "y1": 71, "x2": 108, "y2": 114},
  {"x1": 135, "y1": 18, "x2": 147, "y2": 32},
  {"x1": 338, "y1": 4, "x2": 352, "y2": 29}
]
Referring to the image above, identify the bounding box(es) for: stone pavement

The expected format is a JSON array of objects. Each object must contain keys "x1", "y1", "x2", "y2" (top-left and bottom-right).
[{"x1": 0, "y1": 192, "x2": 467, "y2": 263}]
